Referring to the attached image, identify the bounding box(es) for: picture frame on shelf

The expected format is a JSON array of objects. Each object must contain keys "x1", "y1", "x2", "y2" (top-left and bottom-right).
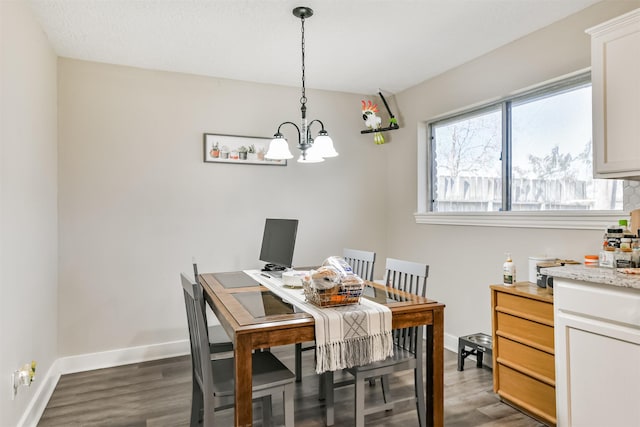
[{"x1": 203, "y1": 133, "x2": 286, "y2": 166}]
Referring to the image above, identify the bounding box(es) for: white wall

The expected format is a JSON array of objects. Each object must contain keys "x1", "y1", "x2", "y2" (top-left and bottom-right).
[
  {"x1": 57, "y1": 59, "x2": 388, "y2": 356},
  {"x1": 0, "y1": 1, "x2": 58, "y2": 425},
  {"x1": 388, "y1": 1, "x2": 640, "y2": 341}
]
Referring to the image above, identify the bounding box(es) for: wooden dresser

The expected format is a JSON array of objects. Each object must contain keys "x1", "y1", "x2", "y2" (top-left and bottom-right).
[{"x1": 491, "y1": 282, "x2": 555, "y2": 426}]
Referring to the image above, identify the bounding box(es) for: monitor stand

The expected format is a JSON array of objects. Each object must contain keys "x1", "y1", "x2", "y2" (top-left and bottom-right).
[{"x1": 262, "y1": 263, "x2": 286, "y2": 272}]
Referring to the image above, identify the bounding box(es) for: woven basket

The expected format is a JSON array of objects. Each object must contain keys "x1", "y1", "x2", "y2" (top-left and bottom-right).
[{"x1": 303, "y1": 281, "x2": 363, "y2": 307}]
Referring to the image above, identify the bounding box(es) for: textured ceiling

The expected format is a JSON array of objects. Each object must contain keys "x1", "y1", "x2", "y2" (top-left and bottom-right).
[{"x1": 27, "y1": 0, "x2": 601, "y2": 95}]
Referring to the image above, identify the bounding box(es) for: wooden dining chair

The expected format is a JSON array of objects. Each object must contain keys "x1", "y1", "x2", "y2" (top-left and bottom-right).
[
  {"x1": 181, "y1": 274, "x2": 295, "y2": 427},
  {"x1": 294, "y1": 249, "x2": 377, "y2": 382},
  {"x1": 192, "y1": 261, "x2": 234, "y2": 355},
  {"x1": 323, "y1": 257, "x2": 429, "y2": 427},
  {"x1": 342, "y1": 248, "x2": 376, "y2": 281}
]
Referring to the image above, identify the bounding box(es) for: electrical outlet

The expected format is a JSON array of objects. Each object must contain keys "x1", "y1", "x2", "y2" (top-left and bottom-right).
[{"x1": 11, "y1": 361, "x2": 36, "y2": 399}]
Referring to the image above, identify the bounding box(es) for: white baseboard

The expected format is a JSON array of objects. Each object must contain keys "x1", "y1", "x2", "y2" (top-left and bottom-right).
[
  {"x1": 17, "y1": 339, "x2": 191, "y2": 427},
  {"x1": 56, "y1": 339, "x2": 190, "y2": 375},
  {"x1": 444, "y1": 332, "x2": 459, "y2": 353}
]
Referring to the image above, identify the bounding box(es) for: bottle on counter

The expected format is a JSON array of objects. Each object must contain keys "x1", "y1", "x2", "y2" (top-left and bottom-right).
[
  {"x1": 503, "y1": 253, "x2": 516, "y2": 286},
  {"x1": 632, "y1": 238, "x2": 640, "y2": 267},
  {"x1": 606, "y1": 225, "x2": 623, "y2": 248},
  {"x1": 620, "y1": 219, "x2": 633, "y2": 237}
]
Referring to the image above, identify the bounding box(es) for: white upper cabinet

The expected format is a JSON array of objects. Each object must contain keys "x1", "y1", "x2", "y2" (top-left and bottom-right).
[{"x1": 587, "y1": 9, "x2": 640, "y2": 179}]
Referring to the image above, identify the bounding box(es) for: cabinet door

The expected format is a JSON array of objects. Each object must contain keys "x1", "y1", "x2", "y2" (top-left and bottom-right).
[
  {"x1": 590, "y1": 10, "x2": 640, "y2": 178},
  {"x1": 555, "y1": 311, "x2": 640, "y2": 426}
]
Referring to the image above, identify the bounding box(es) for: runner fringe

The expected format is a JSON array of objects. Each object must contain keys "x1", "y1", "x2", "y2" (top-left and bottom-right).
[{"x1": 316, "y1": 331, "x2": 394, "y2": 373}]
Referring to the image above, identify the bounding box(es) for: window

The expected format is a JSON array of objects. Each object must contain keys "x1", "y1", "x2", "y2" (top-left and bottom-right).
[{"x1": 427, "y1": 73, "x2": 622, "y2": 214}]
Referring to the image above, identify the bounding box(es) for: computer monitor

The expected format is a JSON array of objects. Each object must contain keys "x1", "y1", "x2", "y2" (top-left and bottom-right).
[{"x1": 259, "y1": 218, "x2": 299, "y2": 272}]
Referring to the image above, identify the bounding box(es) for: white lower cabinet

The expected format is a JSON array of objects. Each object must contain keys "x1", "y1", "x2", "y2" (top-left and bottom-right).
[{"x1": 554, "y1": 279, "x2": 640, "y2": 426}]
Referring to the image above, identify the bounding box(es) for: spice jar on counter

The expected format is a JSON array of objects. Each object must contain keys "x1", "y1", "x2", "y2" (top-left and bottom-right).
[
  {"x1": 584, "y1": 255, "x2": 599, "y2": 266},
  {"x1": 599, "y1": 246, "x2": 616, "y2": 268},
  {"x1": 615, "y1": 248, "x2": 633, "y2": 268}
]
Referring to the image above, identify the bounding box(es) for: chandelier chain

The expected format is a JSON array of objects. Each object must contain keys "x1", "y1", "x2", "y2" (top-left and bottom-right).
[{"x1": 300, "y1": 15, "x2": 307, "y2": 110}]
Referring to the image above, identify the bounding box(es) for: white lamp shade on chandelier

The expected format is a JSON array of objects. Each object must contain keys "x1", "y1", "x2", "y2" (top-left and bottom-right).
[
  {"x1": 265, "y1": 136, "x2": 294, "y2": 160},
  {"x1": 312, "y1": 133, "x2": 338, "y2": 158}
]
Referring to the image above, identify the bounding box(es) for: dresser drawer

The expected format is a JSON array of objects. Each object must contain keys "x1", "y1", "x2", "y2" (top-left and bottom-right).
[
  {"x1": 497, "y1": 336, "x2": 555, "y2": 383},
  {"x1": 497, "y1": 364, "x2": 556, "y2": 424},
  {"x1": 496, "y1": 292, "x2": 553, "y2": 324},
  {"x1": 496, "y1": 312, "x2": 554, "y2": 351}
]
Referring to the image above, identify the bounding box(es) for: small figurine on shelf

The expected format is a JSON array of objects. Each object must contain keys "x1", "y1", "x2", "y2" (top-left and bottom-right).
[
  {"x1": 362, "y1": 100, "x2": 385, "y2": 144},
  {"x1": 359, "y1": 91, "x2": 400, "y2": 140}
]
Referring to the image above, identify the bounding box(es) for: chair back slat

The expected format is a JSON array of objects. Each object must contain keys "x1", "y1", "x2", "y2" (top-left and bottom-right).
[
  {"x1": 343, "y1": 248, "x2": 376, "y2": 281},
  {"x1": 384, "y1": 258, "x2": 428, "y2": 297},
  {"x1": 181, "y1": 274, "x2": 215, "y2": 397},
  {"x1": 193, "y1": 262, "x2": 210, "y2": 335},
  {"x1": 383, "y1": 258, "x2": 429, "y2": 353}
]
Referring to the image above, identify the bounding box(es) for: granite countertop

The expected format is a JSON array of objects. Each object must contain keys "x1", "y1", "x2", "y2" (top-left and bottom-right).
[{"x1": 541, "y1": 264, "x2": 640, "y2": 290}]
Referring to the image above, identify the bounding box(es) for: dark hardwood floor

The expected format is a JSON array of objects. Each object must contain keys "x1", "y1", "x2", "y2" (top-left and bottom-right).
[{"x1": 38, "y1": 347, "x2": 543, "y2": 426}]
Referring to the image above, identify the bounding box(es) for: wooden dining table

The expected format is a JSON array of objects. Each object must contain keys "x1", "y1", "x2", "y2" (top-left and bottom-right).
[{"x1": 199, "y1": 270, "x2": 445, "y2": 427}]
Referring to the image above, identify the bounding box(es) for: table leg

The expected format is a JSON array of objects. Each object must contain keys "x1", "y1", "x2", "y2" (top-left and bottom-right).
[
  {"x1": 426, "y1": 308, "x2": 444, "y2": 427},
  {"x1": 235, "y1": 334, "x2": 253, "y2": 427}
]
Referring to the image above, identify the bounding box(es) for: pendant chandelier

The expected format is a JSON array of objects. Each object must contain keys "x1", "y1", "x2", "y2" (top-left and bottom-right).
[{"x1": 265, "y1": 6, "x2": 338, "y2": 163}]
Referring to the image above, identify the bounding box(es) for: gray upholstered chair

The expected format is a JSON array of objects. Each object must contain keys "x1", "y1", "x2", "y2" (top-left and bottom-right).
[
  {"x1": 181, "y1": 274, "x2": 295, "y2": 427},
  {"x1": 294, "y1": 248, "x2": 377, "y2": 382},
  {"x1": 192, "y1": 262, "x2": 234, "y2": 355},
  {"x1": 323, "y1": 257, "x2": 429, "y2": 427}
]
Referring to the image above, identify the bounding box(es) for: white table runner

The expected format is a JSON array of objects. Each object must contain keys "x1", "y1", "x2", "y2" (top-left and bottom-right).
[{"x1": 247, "y1": 270, "x2": 393, "y2": 373}]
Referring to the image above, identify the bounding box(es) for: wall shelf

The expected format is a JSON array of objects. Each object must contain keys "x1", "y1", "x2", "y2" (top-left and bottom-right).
[{"x1": 360, "y1": 91, "x2": 400, "y2": 134}]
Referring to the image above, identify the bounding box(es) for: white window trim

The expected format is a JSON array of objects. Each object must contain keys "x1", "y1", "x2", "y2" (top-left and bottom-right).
[
  {"x1": 413, "y1": 210, "x2": 625, "y2": 230},
  {"x1": 415, "y1": 94, "x2": 625, "y2": 231}
]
